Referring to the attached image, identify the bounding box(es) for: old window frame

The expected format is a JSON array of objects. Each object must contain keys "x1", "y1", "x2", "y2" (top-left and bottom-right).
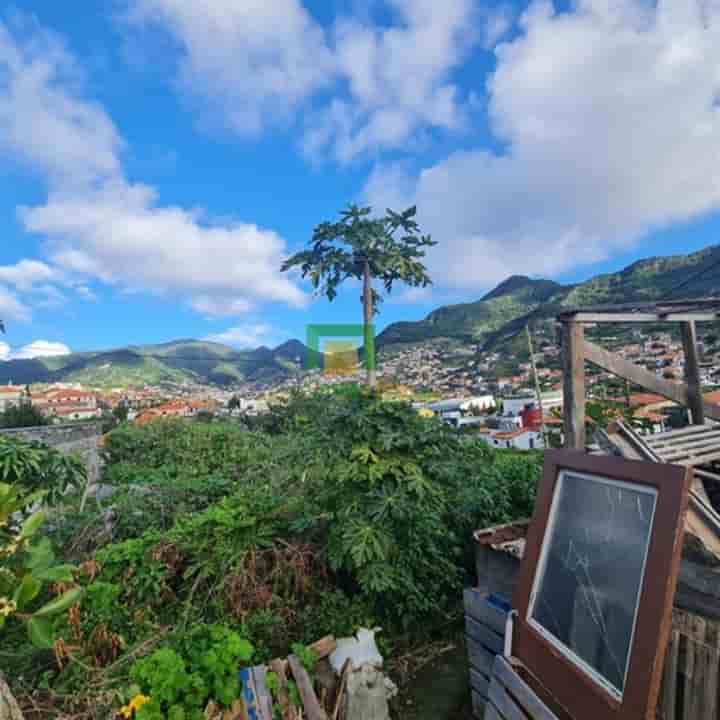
[{"x1": 512, "y1": 450, "x2": 691, "y2": 720}]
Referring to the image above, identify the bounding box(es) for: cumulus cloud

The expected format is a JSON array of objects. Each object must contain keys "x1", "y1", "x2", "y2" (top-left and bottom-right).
[
  {"x1": 126, "y1": 0, "x2": 484, "y2": 161},
  {"x1": 0, "y1": 286, "x2": 30, "y2": 322},
  {"x1": 126, "y1": 0, "x2": 335, "y2": 135},
  {"x1": 366, "y1": 0, "x2": 720, "y2": 290},
  {"x1": 0, "y1": 17, "x2": 305, "y2": 317},
  {"x1": 0, "y1": 260, "x2": 57, "y2": 291},
  {"x1": 304, "y1": 0, "x2": 479, "y2": 162},
  {"x1": 10, "y1": 340, "x2": 71, "y2": 359},
  {"x1": 0, "y1": 339, "x2": 71, "y2": 361},
  {"x1": 205, "y1": 323, "x2": 281, "y2": 349}
]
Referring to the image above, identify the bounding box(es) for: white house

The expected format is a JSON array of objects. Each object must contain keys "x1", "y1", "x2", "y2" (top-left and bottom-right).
[{"x1": 488, "y1": 428, "x2": 544, "y2": 451}]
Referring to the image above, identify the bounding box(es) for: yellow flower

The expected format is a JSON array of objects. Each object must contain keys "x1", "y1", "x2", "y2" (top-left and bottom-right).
[
  {"x1": 119, "y1": 694, "x2": 150, "y2": 718},
  {"x1": 418, "y1": 408, "x2": 434, "y2": 418},
  {"x1": 0, "y1": 597, "x2": 17, "y2": 617}
]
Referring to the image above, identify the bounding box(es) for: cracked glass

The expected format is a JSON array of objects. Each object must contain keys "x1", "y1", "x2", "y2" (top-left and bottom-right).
[{"x1": 528, "y1": 470, "x2": 657, "y2": 698}]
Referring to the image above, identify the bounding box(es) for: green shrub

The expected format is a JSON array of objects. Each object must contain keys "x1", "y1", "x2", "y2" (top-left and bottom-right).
[{"x1": 130, "y1": 625, "x2": 253, "y2": 720}]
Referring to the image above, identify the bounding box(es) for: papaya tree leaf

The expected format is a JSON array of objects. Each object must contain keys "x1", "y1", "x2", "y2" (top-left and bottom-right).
[
  {"x1": 34, "y1": 565, "x2": 76, "y2": 583},
  {"x1": 27, "y1": 616, "x2": 54, "y2": 649},
  {"x1": 13, "y1": 574, "x2": 41, "y2": 611},
  {"x1": 34, "y1": 587, "x2": 83, "y2": 617}
]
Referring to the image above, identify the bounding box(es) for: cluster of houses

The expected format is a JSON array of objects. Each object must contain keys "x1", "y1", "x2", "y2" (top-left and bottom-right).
[{"x1": 415, "y1": 391, "x2": 564, "y2": 450}]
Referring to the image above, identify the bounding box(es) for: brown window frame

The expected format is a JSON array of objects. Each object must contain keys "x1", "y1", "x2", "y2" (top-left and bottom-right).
[{"x1": 512, "y1": 449, "x2": 691, "y2": 720}]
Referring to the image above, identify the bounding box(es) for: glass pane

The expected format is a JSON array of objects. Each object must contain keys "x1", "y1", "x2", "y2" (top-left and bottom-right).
[{"x1": 529, "y1": 471, "x2": 657, "y2": 697}]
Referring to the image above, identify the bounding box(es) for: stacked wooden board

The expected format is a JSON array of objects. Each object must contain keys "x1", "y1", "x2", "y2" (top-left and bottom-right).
[
  {"x1": 484, "y1": 655, "x2": 559, "y2": 720},
  {"x1": 464, "y1": 588, "x2": 510, "y2": 717}
]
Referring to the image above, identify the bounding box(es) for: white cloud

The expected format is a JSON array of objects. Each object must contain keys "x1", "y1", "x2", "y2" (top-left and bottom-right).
[
  {"x1": 0, "y1": 260, "x2": 57, "y2": 291},
  {"x1": 0, "y1": 339, "x2": 71, "y2": 361},
  {"x1": 0, "y1": 17, "x2": 305, "y2": 317},
  {"x1": 366, "y1": 0, "x2": 720, "y2": 290},
  {"x1": 126, "y1": 0, "x2": 335, "y2": 135},
  {"x1": 0, "y1": 18, "x2": 122, "y2": 187},
  {"x1": 304, "y1": 0, "x2": 479, "y2": 162},
  {"x1": 0, "y1": 286, "x2": 30, "y2": 322},
  {"x1": 205, "y1": 323, "x2": 280, "y2": 349},
  {"x1": 125, "y1": 0, "x2": 484, "y2": 161},
  {"x1": 10, "y1": 340, "x2": 71, "y2": 360}
]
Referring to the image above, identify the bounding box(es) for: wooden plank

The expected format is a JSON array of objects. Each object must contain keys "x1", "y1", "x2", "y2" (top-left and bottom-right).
[
  {"x1": 466, "y1": 617, "x2": 505, "y2": 655},
  {"x1": 646, "y1": 424, "x2": 719, "y2": 442},
  {"x1": 464, "y1": 589, "x2": 509, "y2": 635},
  {"x1": 307, "y1": 636, "x2": 337, "y2": 660},
  {"x1": 467, "y1": 636, "x2": 497, "y2": 677},
  {"x1": 488, "y1": 678, "x2": 527, "y2": 720},
  {"x1": 583, "y1": 339, "x2": 690, "y2": 406},
  {"x1": 471, "y1": 667, "x2": 491, "y2": 699},
  {"x1": 287, "y1": 654, "x2": 327, "y2": 720},
  {"x1": 702, "y1": 621, "x2": 720, "y2": 720},
  {"x1": 659, "y1": 629, "x2": 678, "y2": 720},
  {"x1": 562, "y1": 321, "x2": 586, "y2": 450},
  {"x1": 659, "y1": 436, "x2": 720, "y2": 457},
  {"x1": 564, "y1": 312, "x2": 720, "y2": 323},
  {"x1": 647, "y1": 430, "x2": 720, "y2": 449},
  {"x1": 482, "y1": 700, "x2": 502, "y2": 720},
  {"x1": 251, "y1": 666, "x2": 274, "y2": 720},
  {"x1": 682, "y1": 321, "x2": 705, "y2": 425},
  {"x1": 666, "y1": 449, "x2": 720, "y2": 467},
  {"x1": 493, "y1": 656, "x2": 559, "y2": 720}
]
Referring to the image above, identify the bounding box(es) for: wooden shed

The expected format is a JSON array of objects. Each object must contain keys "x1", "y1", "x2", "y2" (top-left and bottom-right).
[{"x1": 465, "y1": 300, "x2": 720, "y2": 720}]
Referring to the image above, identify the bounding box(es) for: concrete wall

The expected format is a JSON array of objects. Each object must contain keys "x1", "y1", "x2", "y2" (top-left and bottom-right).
[{"x1": 0, "y1": 422, "x2": 102, "y2": 472}]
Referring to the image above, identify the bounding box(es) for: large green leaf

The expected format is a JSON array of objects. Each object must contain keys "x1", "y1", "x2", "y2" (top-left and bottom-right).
[
  {"x1": 19, "y1": 510, "x2": 45, "y2": 539},
  {"x1": 27, "y1": 616, "x2": 54, "y2": 649},
  {"x1": 13, "y1": 574, "x2": 41, "y2": 610},
  {"x1": 34, "y1": 587, "x2": 83, "y2": 617},
  {"x1": 25, "y1": 537, "x2": 55, "y2": 571},
  {"x1": 35, "y1": 564, "x2": 76, "y2": 583}
]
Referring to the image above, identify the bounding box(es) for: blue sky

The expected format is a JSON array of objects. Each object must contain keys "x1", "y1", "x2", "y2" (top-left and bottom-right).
[{"x1": 1, "y1": 0, "x2": 720, "y2": 359}]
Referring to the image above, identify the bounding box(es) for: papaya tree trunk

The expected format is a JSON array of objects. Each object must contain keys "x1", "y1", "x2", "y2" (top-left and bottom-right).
[
  {"x1": 362, "y1": 260, "x2": 376, "y2": 388},
  {"x1": 0, "y1": 674, "x2": 24, "y2": 720}
]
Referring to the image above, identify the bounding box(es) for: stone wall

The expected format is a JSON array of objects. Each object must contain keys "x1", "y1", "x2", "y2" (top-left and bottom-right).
[{"x1": 0, "y1": 422, "x2": 102, "y2": 472}]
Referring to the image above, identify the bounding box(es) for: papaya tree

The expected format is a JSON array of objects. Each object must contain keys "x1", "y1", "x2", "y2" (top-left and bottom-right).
[{"x1": 281, "y1": 205, "x2": 435, "y2": 386}]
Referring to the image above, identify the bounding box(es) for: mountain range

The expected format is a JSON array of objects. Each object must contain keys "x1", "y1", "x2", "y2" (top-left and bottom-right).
[{"x1": 1, "y1": 244, "x2": 719, "y2": 388}]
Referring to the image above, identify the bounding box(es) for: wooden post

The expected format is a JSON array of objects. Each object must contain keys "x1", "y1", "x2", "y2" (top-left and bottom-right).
[
  {"x1": 681, "y1": 321, "x2": 705, "y2": 425},
  {"x1": 562, "y1": 321, "x2": 586, "y2": 450}
]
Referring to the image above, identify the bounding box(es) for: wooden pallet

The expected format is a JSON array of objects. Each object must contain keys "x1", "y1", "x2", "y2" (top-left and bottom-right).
[
  {"x1": 643, "y1": 423, "x2": 720, "y2": 467},
  {"x1": 464, "y1": 589, "x2": 510, "y2": 717},
  {"x1": 657, "y1": 609, "x2": 720, "y2": 720},
  {"x1": 484, "y1": 655, "x2": 559, "y2": 720}
]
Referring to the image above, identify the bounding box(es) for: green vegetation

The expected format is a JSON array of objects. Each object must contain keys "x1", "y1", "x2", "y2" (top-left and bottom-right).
[
  {"x1": 0, "y1": 388, "x2": 540, "y2": 718},
  {"x1": 0, "y1": 400, "x2": 49, "y2": 428},
  {"x1": 378, "y1": 244, "x2": 720, "y2": 352},
  {"x1": 281, "y1": 204, "x2": 435, "y2": 385}
]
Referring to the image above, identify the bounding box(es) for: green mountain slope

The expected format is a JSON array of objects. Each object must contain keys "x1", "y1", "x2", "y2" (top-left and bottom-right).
[
  {"x1": 0, "y1": 340, "x2": 313, "y2": 388},
  {"x1": 379, "y1": 244, "x2": 720, "y2": 351},
  {"x1": 2, "y1": 245, "x2": 719, "y2": 387}
]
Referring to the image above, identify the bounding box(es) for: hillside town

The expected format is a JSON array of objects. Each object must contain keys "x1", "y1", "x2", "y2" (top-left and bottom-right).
[{"x1": 1, "y1": 326, "x2": 718, "y2": 452}]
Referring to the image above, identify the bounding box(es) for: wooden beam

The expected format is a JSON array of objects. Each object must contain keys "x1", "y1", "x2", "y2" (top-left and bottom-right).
[
  {"x1": 562, "y1": 321, "x2": 586, "y2": 450},
  {"x1": 583, "y1": 340, "x2": 690, "y2": 406},
  {"x1": 288, "y1": 655, "x2": 328, "y2": 720},
  {"x1": 564, "y1": 312, "x2": 719, "y2": 324},
  {"x1": 682, "y1": 321, "x2": 705, "y2": 425}
]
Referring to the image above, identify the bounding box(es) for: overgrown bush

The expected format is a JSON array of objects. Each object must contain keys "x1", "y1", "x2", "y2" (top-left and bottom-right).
[{"x1": 2, "y1": 388, "x2": 542, "y2": 717}]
